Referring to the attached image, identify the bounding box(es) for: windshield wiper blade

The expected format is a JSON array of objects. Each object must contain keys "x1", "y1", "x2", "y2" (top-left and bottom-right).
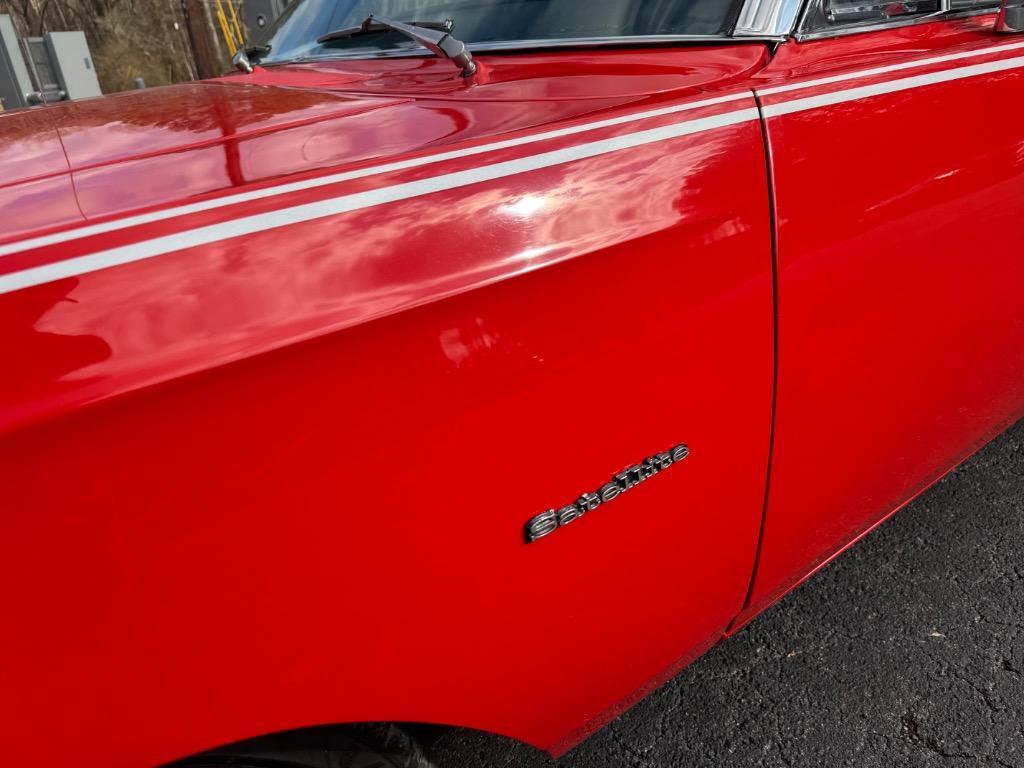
[
  {"x1": 318, "y1": 18, "x2": 453, "y2": 41},
  {"x1": 316, "y1": 15, "x2": 477, "y2": 77}
]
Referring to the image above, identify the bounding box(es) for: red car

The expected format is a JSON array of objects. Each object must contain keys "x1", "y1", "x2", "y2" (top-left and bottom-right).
[{"x1": 3, "y1": 0, "x2": 1024, "y2": 764}]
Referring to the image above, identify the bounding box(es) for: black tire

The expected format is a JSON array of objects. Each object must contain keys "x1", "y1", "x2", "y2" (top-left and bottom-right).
[
  {"x1": 168, "y1": 723, "x2": 436, "y2": 768},
  {"x1": 332, "y1": 724, "x2": 436, "y2": 768}
]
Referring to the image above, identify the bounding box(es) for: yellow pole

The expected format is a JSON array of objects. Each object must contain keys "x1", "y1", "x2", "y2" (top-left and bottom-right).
[
  {"x1": 226, "y1": 0, "x2": 245, "y2": 48},
  {"x1": 214, "y1": 0, "x2": 238, "y2": 53}
]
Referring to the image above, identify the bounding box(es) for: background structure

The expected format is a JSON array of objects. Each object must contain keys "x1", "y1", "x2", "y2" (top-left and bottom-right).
[{"x1": 0, "y1": 0, "x2": 250, "y2": 93}]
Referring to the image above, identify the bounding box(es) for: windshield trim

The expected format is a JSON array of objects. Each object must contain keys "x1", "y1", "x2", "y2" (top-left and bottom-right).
[
  {"x1": 734, "y1": 0, "x2": 804, "y2": 35},
  {"x1": 261, "y1": 33, "x2": 787, "y2": 64}
]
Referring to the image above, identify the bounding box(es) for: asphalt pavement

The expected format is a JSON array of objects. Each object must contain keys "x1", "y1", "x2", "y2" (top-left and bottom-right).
[{"x1": 432, "y1": 419, "x2": 1024, "y2": 767}]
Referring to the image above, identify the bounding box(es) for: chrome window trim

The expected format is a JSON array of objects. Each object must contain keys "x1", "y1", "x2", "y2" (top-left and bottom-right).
[
  {"x1": 794, "y1": 2, "x2": 997, "y2": 40},
  {"x1": 263, "y1": 34, "x2": 787, "y2": 64},
  {"x1": 734, "y1": 0, "x2": 805, "y2": 36},
  {"x1": 450, "y1": 34, "x2": 789, "y2": 48}
]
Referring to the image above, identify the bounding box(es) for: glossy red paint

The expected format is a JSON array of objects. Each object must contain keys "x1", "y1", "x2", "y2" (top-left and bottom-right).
[
  {"x1": 3, "y1": 14, "x2": 1024, "y2": 766},
  {"x1": 0, "y1": 47, "x2": 774, "y2": 766},
  {"x1": 33, "y1": 45, "x2": 769, "y2": 223},
  {"x1": 0, "y1": 107, "x2": 83, "y2": 239},
  {"x1": 737, "y1": 14, "x2": 1024, "y2": 623},
  {"x1": 755, "y1": 13, "x2": 1004, "y2": 80}
]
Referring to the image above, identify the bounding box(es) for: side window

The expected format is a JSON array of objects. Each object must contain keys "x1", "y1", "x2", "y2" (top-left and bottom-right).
[{"x1": 799, "y1": 0, "x2": 999, "y2": 35}]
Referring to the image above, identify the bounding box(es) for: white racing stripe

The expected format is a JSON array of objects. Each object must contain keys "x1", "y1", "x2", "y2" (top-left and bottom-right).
[
  {"x1": 0, "y1": 108, "x2": 760, "y2": 296},
  {"x1": 758, "y1": 38, "x2": 1024, "y2": 97},
  {"x1": 0, "y1": 90, "x2": 751, "y2": 260},
  {"x1": 3, "y1": 40, "x2": 1024, "y2": 296},
  {"x1": 761, "y1": 52, "x2": 1024, "y2": 116}
]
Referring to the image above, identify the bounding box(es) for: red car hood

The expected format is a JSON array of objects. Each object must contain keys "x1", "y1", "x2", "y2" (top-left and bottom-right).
[{"x1": 4, "y1": 45, "x2": 767, "y2": 223}]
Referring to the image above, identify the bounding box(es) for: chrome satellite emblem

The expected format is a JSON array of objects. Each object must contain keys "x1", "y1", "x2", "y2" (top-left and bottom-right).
[{"x1": 524, "y1": 443, "x2": 690, "y2": 543}]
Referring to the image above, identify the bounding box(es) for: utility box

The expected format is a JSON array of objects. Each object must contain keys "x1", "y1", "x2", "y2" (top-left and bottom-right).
[
  {"x1": 0, "y1": 16, "x2": 99, "y2": 110},
  {"x1": 0, "y1": 14, "x2": 33, "y2": 110},
  {"x1": 45, "y1": 31, "x2": 101, "y2": 99}
]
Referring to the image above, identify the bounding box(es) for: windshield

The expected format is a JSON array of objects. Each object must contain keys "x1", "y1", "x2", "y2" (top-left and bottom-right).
[{"x1": 256, "y1": 0, "x2": 744, "y2": 63}]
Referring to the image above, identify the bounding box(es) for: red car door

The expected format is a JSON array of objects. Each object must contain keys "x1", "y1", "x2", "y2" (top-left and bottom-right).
[{"x1": 741, "y1": 8, "x2": 1024, "y2": 621}]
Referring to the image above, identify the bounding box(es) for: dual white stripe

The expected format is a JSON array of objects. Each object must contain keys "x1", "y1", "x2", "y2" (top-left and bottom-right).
[
  {"x1": 757, "y1": 38, "x2": 1024, "y2": 96},
  {"x1": 762, "y1": 51, "x2": 1024, "y2": 117},
  {"x1": 0, "y1": 108, "x2": 760, "y2": 296},
  {"x1": 1, "y1": 39, "x2": 1023, "y2": 296},
  {"x1": 0, "y1": 90, "x2": 752, "y2": 260}
]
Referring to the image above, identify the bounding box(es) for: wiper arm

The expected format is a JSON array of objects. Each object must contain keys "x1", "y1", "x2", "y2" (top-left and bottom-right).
[
  {"x1": 232, "y1": 43, "x2": 271, "y2": 73},
  {"x1": 316, "y1": 15, "x2": 477, "y2": 77}
]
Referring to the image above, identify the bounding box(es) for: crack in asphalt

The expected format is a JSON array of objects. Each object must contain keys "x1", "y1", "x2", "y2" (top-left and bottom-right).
[{"x1": 431, "y1": 420, "x2": 1024, "y2": 768}]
